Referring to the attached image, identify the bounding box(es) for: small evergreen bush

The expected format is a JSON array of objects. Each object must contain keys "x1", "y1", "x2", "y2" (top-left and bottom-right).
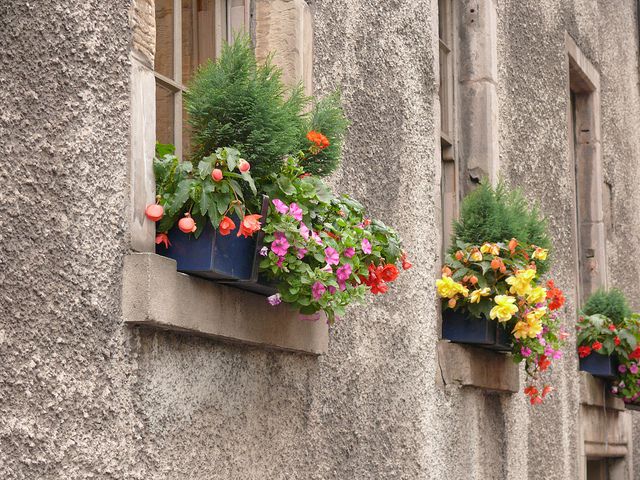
[
  {"x1": 450, "y1": 181, "x2": 551, "y2": 272},
  {"x1": 185, "y1": 37, "x2": 307, "y2": 179},
  {"x1": 582, "y1": 289, "x2": 632, "y2": 325}
]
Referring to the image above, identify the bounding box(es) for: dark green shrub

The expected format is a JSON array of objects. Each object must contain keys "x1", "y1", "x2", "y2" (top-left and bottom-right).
[
  {"x1": 582, "y1": 289, "x2": 632, "y2": 325},
  {"x1": 185, "y1": 36, "x2": 307, "y2": 180}
]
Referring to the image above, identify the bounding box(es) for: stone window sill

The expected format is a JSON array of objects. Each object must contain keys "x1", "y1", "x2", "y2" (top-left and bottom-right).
[
  {"x1": 122, "y1": 253, "x2": 328, "y2": 355},
  {"x1": 437, "y1": 340, "x2": 520, "y2": 393}
]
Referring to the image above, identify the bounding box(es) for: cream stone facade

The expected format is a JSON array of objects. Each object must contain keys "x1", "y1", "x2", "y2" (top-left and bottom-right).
[{"x1": 3, "y1": 0, "x2": 640, "y2": 479}]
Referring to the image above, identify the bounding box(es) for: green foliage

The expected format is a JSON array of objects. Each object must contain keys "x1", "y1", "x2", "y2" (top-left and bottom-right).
[
  {"x1": 450, "y1": 181, "x2": 551, "y2": 272},
  {"x1": 300, "y1": 91, "x2": 349, "y2": 176},
  {"x1": 582, "y1": 288, "x2": 632, "y2": 325},
  {"x1": 185, "y1": 36, "x2": 308, "y2": 180}
]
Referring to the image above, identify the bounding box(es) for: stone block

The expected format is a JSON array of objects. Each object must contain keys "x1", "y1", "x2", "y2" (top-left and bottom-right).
[
  {"x1": 131, "y1": 0, "x2": 155, "y2": 67},
  {"x1": 122, "y1": 253, "x2": 329, "y2": 354},
  {"x1": 457, "y1": 0, "x2": 498, "y2": 83},
  {"x1": 580, "y1": 371, "x2": 625, "y2": 410},
  {"x1": 437, "y1": 340, "x2": 520, "y2": 393}
]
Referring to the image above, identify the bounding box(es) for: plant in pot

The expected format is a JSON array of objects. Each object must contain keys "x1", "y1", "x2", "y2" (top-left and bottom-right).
[
  {"x1": 609, "y1": 315, "x2": 640, "y2": 409},
  {"x1": 436, "y1": 182, "x2": 568, "y2": 404},
  {"x1": 145, "y1": 37, "x2": 412, "y2": 322},
  {"x1": 576, "y1": 289, "x2": 635, "y2": 379}
]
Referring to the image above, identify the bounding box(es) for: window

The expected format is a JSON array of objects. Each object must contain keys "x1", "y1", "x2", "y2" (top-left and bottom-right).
[
  {"x1": 154, "y1": 0, "x2": 250, "y2": 158},
  {"x1": 438, "y1": 0, "x2": 458, "y2": 253},
  {"x1": 567, "y1": 36, "x2": 607, "y2": 304}
]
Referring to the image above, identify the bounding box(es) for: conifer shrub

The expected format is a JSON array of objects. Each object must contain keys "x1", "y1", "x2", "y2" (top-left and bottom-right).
[
  {"x1": 450, "y1": 181, "x2": 551, "y2": 272},
  {"x1": 582, "y1": 289, "x2": 632, "y2": 325}
]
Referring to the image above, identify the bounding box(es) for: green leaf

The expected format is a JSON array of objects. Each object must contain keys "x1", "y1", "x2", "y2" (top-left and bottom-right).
[
  {"x1": 167, "y1": 179, "x2": 194, "y2": 216},
  {"x1": 228, "y1": 179, "x2": 245, "y2": 200},
  {"x1": 198, "y1": 157, "x2": 214, "y2": 179},
  {"x1": 242, "y1": 171, "x2": 257, "y2": 195},
  {"x1": 277, "y1": 176, "x2": 296, "y2": 196},
  {"x1": 226, "y1": 147, "x2": 239, "y2": 171},
  {"x1": 155, "y1": 142, "x2": 176, "y2": 157}
]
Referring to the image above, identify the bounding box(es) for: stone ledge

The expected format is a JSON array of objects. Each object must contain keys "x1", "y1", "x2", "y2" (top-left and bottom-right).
[
  {"x1": 437, "y1": 340, "x2": 519, "y2": 393},
  {"x1": 579, "y1": 371, "x2": 625, "y2": 410},
  {"x1": 122, "y1": 253, "x2": 328, "y2": 355}
]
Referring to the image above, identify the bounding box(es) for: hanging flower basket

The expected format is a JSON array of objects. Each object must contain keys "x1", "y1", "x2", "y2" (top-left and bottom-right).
[
  {"x1": 441, "y1": 309, "x2": 512, "y2": 351},
  {"x1": 578, "y1": 352, "x2": 618, "y2": 379}
]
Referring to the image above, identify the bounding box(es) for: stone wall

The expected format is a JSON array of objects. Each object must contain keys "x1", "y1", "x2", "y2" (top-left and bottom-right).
[{"x1": 1, "y1": 0, "x2": 640, "y2": 478}]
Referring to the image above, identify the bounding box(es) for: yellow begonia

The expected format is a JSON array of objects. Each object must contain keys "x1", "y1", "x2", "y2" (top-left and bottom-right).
[
  {"x1": 436, "y1": 275, "x2": 469, "y2": 299},
  {"x1": 490, "y1": 295, "x2": 518, "y2": 323},
  {"x1": 480, "y1": 243, "x2": 500, "y2": 256},
  {"x1": 532, "y1": 247, "x2": 548, "y2": 261},
  {"x1": 469, "y1": 287, "x2": 491, "y2": 304},
  {"x1": 527, "y1": 286, "x2": 547, "y2": 305},
  {"x1": 512, "y1": 316, "x2": 543, "y2": 339},
  {"x1": 525, "y1": 307, "x2": 546, "y2": 324},
  {"x1": 505, "y1": 269, "x2": 536, "y2": 296},
  {"x1": 470, "y1": 250, "x2": 483, "y2": 262}
]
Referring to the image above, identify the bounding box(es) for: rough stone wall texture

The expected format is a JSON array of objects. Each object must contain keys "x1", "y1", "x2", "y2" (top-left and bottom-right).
[{"x1": 2, "y1": 0, "x2": 640, "y2": 479}]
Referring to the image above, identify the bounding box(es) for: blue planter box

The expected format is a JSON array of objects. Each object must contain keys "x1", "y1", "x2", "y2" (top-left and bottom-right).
[
  {"x1": 442, "y1": 309, "x2": 512, "y2": 352},
  {"x1": 579, "y1": 352, "x2": 618, "y2": 379},
  {"x1": 157, "y1": 197, "x2": 278, "y2": 296}
]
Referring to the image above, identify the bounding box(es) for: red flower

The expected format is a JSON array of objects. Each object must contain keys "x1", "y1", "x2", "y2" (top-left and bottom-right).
[
  {"x1": 629, "y1": 347, "x2": 640, "y2": 360},
  {"x1": 306, "y1": 130, "x2": 330, "y2": 149},
  {"x1": 592, "y1": 341, "x2": 603, "y2": 351},
  {"x1": 538, "y1": 355, "x2": 551, "y2": 372},
  {"x1": 578, "y1": 346, "x2": 592, "y2": 358},
  {"x1": 371, "y1": 282, "x2": 388, "y2": 295},
  {"x1": 541, "y1": 385, "x2": 554, "y2": 398},
  {"x1": 400, "y1": 252, "x2": 412, "y2": 270},
  {"x1": 546, "y1": 280, "x2": 565, "y2": 311},
  {"x1": 218, "y1": 216, "x2": 236, "y2": 236},
  {"x1": 530, "y1": 395, "x2": 543, "y2": 405},
  {"x1": 524, "y1": 386, "x2": 538, "y2": 397},
  {"x1": 608, "y1": 324, "x2": 617, "y2": 332},
  {"x1": 237, "y1": 214, "x2": 262, "y2": 238},
  {"x1": 615, "y1": 336, "x2": 621, "y2": 346},
  {"x1": 155, "y1": 233, "x2": 171, "y2": 249},
  {"x1": 145, "y1": 203, "x2": 164, "y2": 222},
  {"x1": 380, "y1": 264, "x2": 399, "y2": 282}
]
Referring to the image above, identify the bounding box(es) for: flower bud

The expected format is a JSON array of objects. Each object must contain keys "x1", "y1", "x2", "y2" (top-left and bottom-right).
[{"x1": 212, "y1": 168, "x2": 223, "y2": 182}]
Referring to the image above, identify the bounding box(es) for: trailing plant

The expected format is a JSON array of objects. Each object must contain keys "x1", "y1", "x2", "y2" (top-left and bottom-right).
[
  {"x1": 610, "y1": 316, "x2": 640, "y2": 404},
  {"x1": 437, "y1": 237, "x2": 567, "y2": 404},
  {"x1": 148, "y1": 143, "x2": 258, "y2": 242},
  {"x1": 450, "y1": 181, "x2": 551, "y2": 274},
  {"x1": 581, "y1": 288, "x2": 632, "y2": 326},
  {"x1": 576, "y1": 313, "x2": 636, "y2": 358},
  {"x1": 259, "y1": 156, "x2": 410, "y2": 323}
]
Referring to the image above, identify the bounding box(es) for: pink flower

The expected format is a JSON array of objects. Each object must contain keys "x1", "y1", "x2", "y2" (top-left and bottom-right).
[
  {"x1": 312, "y1": 282, "x2": 326, "y2": 300},
  {"x1": 328, "y1": 286, "x2": 337, "y2": 294},
  {"x1": 521, "y1": 347, "x2": 532, "y2": 357},
  {"x1": 321, "y1": 264, "x2": 333, "y2": 273},
  {"x1": 631, "y1": 363, "x2": 639, "y2": 374},
  {"x1": 552, "y1": 350, "x2": 563, "y2": 360},
  {"x1": 267, "y1": 294, "x2": 281, "y2": 306},
  {"x1": 311, "y1": 231, "x2": 323, "y2": 245},
  {"x1": 272, "y1": 199, "x2": 289, "y2": 214},
  {"x1": 259, "y1": 246, "x2": 268, "y2": 256},
  {"x1": 288, "y1": 202, "x2": 303, "y2": 221},
  {"x1": 276, "y1": 256, "x2": 285, "y2": 268},
  {"x1": 343, "y1": 247, "x2": 356, "y2": 258},
  {"x1": 271, "y1": 232, "x2": 289, "y2": 256},
  {"x1": 336, "y1": 264, "x2": 352, "y2": 282},
  {"x1": 325, "y1": 247, "x2": 339, "y2": 265},
  {"x1": 361, "y1": 238, "x2": 372, "y2": 254},
  {"x1": 299, "y1": 222, "x2": 310, "y2": 241},
  {"x1": 296, "y1": 248, "x2": 308, "y2": 259},
  {"x1": 619, "y1": 365, "x2": 627, "y2": 373}
]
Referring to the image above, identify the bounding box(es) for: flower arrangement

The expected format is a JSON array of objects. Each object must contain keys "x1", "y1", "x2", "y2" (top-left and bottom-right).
[
  {"x1": 145, "y1": 37, "x2": 411, "y2": 323},
  {"x1": 437, "y1": 182, "x2": 567, "y2": 404}
]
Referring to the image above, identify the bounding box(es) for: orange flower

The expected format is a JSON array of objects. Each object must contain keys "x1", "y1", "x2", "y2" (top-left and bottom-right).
[
  {"x1": 546, "y1": 280, "x2": 565, "y2": 311},
  {"x1": 538, "y1": 355, "x2": 551, "y2": 372},
  {"x1": 541, "y1": 385, "x2": 554, "y2": 398},
  {"x1": 218, "y1": 216, "x2": 236, "y2": 236},
  {"x1": 469, "y1": 275, "x2": 478, "y2": 285},
  {"x1": 237, "y1": 214, "x2": 262, "y2": 238},
  {"x1": 455, "y1": 250, "x2": 464, "y2": 261},
  {"x1": 508, "y1": 238, "x2": 518, "y2": 254},
  {"x1": 401, "y1": 252, "x2": 412, "y2": 270},
  {"x1": 155, "y1": 233, "x2": 171, "y2": 249},
  {"x1": 524, "y1": 386, "x2": 538, "y2": 397},
  {"x1": 442, "y1": 266, "x2": 452, "y2": 277},
  {"x1": 306, "y1": 130, "x2": 330, "y2": 149},
  {"x1": 381, "y1": 264, "x2": 400, "y2": 282}
]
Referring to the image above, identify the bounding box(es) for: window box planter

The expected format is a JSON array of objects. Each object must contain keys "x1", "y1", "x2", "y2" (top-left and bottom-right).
[
  {"x1": 579, "y1": 352, "x2": 618, "y2": 379},
  {"x1": 441, "y1": 309, "x2": 512, "y2": 352},
  {"x1": 157, "y1": 197, "x2": 277, "y2": 295}
]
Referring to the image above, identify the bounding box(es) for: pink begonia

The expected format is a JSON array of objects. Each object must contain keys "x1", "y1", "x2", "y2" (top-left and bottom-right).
[
  {"x1": 343, "y1": 247, "x2": 356, "y2": 258},
  {"x1": 361, "y1": 238, "x2": 372, "y2": 254},
  {"x1": 271, "y1": 232, "x2": 289, "y2": 256},
  {"x1": 311, "y1": 231, "x2": 323, "y2": 245},
  {"x1": 299, "y1": 222, "x2": 310, "y2": 241},
  {"x1": 272, "y1": 199, "x2": 289, "y2": 214},
  {"x1": 288, "y1": 202, "x2": 303, "y2": 221},
  {"x1": 297, "y1": 248, "x2": 308, "y2": 259},
  {"x1": 312, "y1": 282, "x2": 326, "y2": 300},
  {"x1": 267, "y1": 294, "x2": 281, "y2": 306},
  {"x1": 336, "y1": 264, "x2": 352, "y2": 282},
  {"x1": 325, "y1": 247, "x2": 339, "y2": 265},
  {"x1": 521, "y1": 347, "x2": 532, "y2": 357}
]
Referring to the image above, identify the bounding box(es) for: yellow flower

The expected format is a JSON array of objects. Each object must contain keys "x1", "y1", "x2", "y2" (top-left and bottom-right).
[
  {"x1": 532, "y1": 247, "x2": 548, "y2": 261},
  {"x1": 505, "y1": 269, "x2": 536, "y2": 296},
  {"x1": 527, "y1": 286, "x2": 547, "y2": 305},
  {"x1": 525, "y1": 307, "x2": 546, "y2": 324},
  {"x1": 470, "y1": 249, "x2": 483, "y2": 262},
  {"x1": 436, "y1": 275, "x2": 469, "y2": 299},
  {"x1": 490, "y1": 295, "x2": 518, "y2": 323},
  {"x1": 512, "y1": 315, "x2": 544, "y2": 339},
  {"x1": 469, "y1": 287, "x2": 491, "y2": 304},
  {"x1": 480, "y1": 243, "x2": 500, "y2": 256}
]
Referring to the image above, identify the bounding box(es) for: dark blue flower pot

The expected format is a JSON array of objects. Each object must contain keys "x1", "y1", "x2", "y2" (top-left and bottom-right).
[
  {"x1": 157, "y1": 197, "x2": 278, "y2": 296},
  {"x1": 624, "y1": 402, "x2": 640, "y2": 411},
  {"x1": 441, "y1": 308, "x2": 512, "y2": 352},
  {"x1": 579, "y1": 352, "x2": 618, "y2": 379}
]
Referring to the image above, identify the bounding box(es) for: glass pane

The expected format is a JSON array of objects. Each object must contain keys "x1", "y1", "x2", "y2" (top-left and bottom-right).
[
  {"x1": 156, "y1": 82, "x2": 175, "y2": 145},
  {"x1": 155, "y1": 0, "x2": 174, "y2": 79}
]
